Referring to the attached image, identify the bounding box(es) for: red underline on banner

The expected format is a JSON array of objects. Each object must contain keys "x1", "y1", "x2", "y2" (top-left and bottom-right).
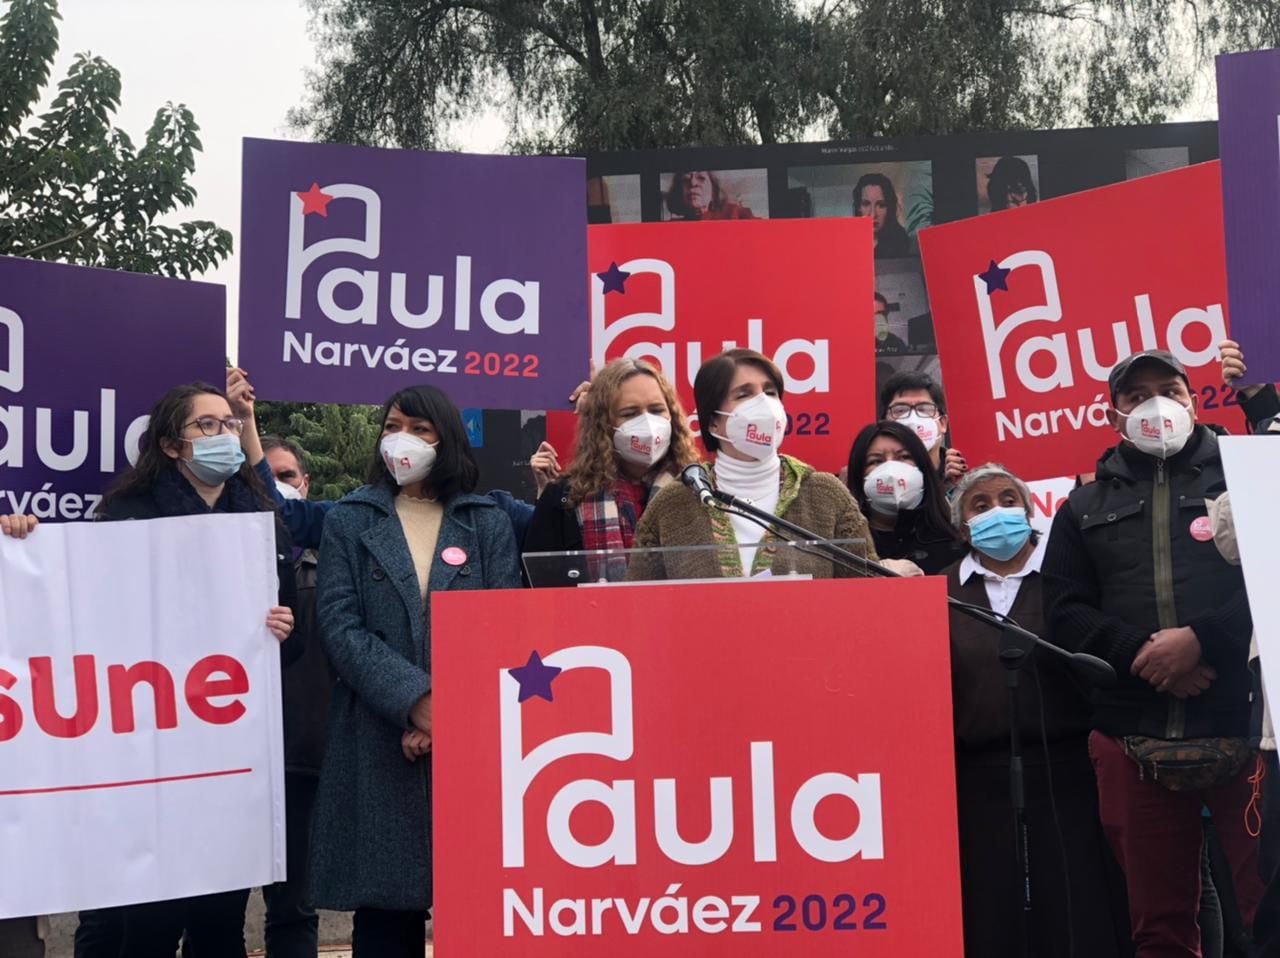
[{"x1": 0, "y1": 767, "x2": 254, "y2": 797}]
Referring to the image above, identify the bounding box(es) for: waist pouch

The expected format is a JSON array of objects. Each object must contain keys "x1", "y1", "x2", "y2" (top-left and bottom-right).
[{"x1": 1121, "y1": 735, "x2": 1252, "y2": 791}]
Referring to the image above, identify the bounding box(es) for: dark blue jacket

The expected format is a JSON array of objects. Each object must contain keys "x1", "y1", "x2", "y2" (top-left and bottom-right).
[
  {"x1": 307, "y1": 481, "x2": 521, "y2": 911},
  {"x1": 254, "y1": 459, "x2": 535, "y2": 548}
]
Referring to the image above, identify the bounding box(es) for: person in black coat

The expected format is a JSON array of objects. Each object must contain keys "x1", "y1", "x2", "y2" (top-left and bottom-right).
[
  {"x1": 257, "y1": 434, "x2": 328, "y2": 958},
  {"x1": 1, "y1": 382, "x2": 299, "y2": 958},
  {"x1": 945, "y1": 463, "x2": 1132, "y2": 958},
  {"x1": 845, "y1": 420, "x2": 965, "y2": 574}
]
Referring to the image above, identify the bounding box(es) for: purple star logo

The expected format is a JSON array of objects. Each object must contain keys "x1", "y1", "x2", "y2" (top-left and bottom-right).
[
  {"x1": 509, "y1": 650, "x2": 562, "y2": 703},
  {"x1": 979, "y1": 259, "x2": 1011, "y2": 295},
  {"x1": 597, "y1": 261, "x2": 630, "y2": 295}
]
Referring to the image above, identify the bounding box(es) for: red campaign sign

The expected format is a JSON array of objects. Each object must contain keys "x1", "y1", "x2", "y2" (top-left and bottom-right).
[
  {"x1": 919, "y1": 161, "x2": 1235, "y2": 481},
  {"x1": 433, "y1": 578, "x2": 963, "y2": 956},
  {"x1": 546, "y1": 219, "x2": 876, "y2": 473}
]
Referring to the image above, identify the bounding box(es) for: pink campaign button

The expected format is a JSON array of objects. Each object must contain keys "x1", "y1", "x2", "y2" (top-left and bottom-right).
[
  {"x1": 1189, "y1": 516, "x2": 1213, "y2": 542},
  {"x1": 442, "y1": 547, "x2": 468, "y2": 566}
]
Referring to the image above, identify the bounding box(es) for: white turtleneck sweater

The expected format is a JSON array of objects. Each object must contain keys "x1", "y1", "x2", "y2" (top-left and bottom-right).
[{"x1": 713, "y1": 453, "x2": 782, "y2": 572}]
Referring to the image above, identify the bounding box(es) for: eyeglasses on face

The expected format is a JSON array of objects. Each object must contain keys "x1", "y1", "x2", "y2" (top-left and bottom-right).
[
  {"x1": 183, "y1": 416, "x2": 245, "y2": 437},
  {"x1": 886, "y1": 402, "x2": 939, "y2": 420}
]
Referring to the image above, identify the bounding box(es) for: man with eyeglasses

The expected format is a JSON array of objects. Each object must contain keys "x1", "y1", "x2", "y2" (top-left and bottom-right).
[{"x1": 878, "y1": 371, "x2": 968, "y2": 487}]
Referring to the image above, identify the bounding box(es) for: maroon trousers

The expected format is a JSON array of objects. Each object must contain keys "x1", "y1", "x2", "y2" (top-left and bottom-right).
[{"x1": 1090, "y1": 731, "x2": 1264, "y2": 957}]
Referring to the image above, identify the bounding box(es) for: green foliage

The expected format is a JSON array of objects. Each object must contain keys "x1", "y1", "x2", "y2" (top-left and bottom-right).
[
  {"x1": 255, "y1": 400, "x2": 383, "y2": 501},
  {"x1": 290, "y1": 0, "x2": 1271, "y2": 153},
  {"x1": 0, "y1": 0, "x2": 232, "y2": 277},
  {"x1": 904, "y1": 185, "x2": 932, "y2": 238}
]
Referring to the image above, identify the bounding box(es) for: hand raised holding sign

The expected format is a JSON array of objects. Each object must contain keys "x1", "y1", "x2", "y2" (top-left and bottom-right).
[
  {"x1": 1219, "y1": 339, "x2": 1263, "y2": 400},
  {"x1": 266, "y1": 606, "x2": 294, "y2": 643},
  {"x1": 0, "y1": 514, "x2": 38, "y2": 538},
  {"x1": 530, "y1": 441, "x2": 561, "y2": 497}
]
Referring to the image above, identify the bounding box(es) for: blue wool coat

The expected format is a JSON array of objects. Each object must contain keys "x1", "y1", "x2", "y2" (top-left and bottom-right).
[{"x1": 308, "y1": 482, "x2": 521, "y2": 911}]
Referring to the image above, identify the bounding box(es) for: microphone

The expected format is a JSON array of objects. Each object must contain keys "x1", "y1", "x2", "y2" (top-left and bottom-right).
[
  {"x1": 681, "y1": 463, "x2": 716, "y2": 507},
  {"x1": 1068, "y1": 651, "x2": 1117, "y2": 689}
]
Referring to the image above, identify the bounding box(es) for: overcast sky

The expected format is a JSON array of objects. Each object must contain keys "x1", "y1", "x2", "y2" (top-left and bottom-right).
[
  {"x1": 33, "y1": 1, "x2": 1217, "y2": 359},
  {"x1": 42, "y1": 0, "x2": 508, "y2": 360}
]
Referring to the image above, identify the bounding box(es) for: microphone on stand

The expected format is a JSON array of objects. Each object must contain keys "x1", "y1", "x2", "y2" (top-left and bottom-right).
[
  {"x1": 681, "y1": 463, "x2": 716, "y2": 507},
  {"x1": 1065, "y1": 651, "x2": 1117, "y2": 688}
]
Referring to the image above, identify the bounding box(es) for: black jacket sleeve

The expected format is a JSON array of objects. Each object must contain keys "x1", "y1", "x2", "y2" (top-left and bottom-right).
[
  {"x1": 522, "y1": 480, "x2": 579, "y2": 554},
  {"x1": 1240, "y1": 384, "x2": 1280, "y2": 433},
  {"x1": 272, "y1": 516, "x2": 305, "y2": 668},
  {"x1": 1042, "y1": 500, "x2": 1150, "y2": 671}
]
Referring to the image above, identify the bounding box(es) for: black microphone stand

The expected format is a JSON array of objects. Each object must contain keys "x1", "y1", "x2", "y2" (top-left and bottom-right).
[{"x1": 708, "y1": 487, "x2": 1114, "y2": 958}]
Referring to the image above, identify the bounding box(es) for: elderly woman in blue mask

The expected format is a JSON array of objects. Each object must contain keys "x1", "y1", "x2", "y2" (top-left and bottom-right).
[{"x1": 944, "y1": 463, "x2": 1130, "y2": 958}]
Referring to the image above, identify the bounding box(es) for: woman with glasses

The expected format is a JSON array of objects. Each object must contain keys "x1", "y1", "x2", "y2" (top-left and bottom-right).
[
  {"x1": 845, "y1": 420, "x2": 965, "y2": 575},
  {"x1": 308, "y1": 384, "x2": 521, "y2": 957},
  {"x1": 3, "y1": 380, "x2": 298, "y2": 958}
]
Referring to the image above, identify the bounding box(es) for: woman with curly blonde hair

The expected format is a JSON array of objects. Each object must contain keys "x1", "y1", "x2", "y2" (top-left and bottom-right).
[{"x1": 522, "y1": 358, "x2": 699, "y2": 576}]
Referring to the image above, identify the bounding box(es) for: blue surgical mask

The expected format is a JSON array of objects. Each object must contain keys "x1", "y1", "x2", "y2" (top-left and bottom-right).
[
  {"x1": 967, "y1": 506, "x2": 1033, "y2": 562},
  {"x1": 184, "y1": 434, "x2": 245, "y2": 486}
]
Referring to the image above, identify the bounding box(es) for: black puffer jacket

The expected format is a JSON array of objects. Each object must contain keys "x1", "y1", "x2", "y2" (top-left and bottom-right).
[
  {"x1": 1043, "y1": 427, "x2": 1252, "y2": 739},
  {"x1": 282, "y1": 550, "x2": 333, "y2": 775}
]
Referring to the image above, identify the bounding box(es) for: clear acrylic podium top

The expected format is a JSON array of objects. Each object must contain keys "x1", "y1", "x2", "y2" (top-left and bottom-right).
[{"x1": 523, "y1": 538, "x2": 869, "y2": 587}]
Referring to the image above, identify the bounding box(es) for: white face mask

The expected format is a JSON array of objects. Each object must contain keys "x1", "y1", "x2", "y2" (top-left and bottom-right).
[
  {"x1": 862, "y1": 461, "x2": 925, "y2": 515},
  {"x1": 275, "y1": 479, "x2": 304, "y2": 501},
  {"x1": 901, "y1": 412, "x2": 942, "y2": 451},
  {"x1": 380, "y1": 432, "x2": 438, "y2": 486},
  {"x1": 715, "y1": 392, "x2": 785, "y2": 461},
  {"x1": 1121, "y1": 396, "x2": 1194, "y2": 459},
  {"x1": 613, "y1": 412, "x2": 672, "y2": 468}
]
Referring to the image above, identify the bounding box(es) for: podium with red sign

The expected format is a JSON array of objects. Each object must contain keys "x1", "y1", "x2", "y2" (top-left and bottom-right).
[{"x1": 432, "y1": 571, "x2": 963, "y2": 956}]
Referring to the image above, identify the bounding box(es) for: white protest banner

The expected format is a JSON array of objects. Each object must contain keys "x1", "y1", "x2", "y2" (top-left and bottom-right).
[
  {"x1": 0, "y1": 513, "x2": 286, "y2": 919},
  {"x1": 1219, "y1": 437, "x2": 1280, "y2": 718}
]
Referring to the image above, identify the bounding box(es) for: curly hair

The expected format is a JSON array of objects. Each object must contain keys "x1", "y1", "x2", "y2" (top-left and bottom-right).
[{"x1": 565, "y1": 358, "x2": 701, "y2": 506}]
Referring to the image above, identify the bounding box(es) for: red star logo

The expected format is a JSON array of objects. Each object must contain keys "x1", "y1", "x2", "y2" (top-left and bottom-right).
[{"x1": 296, "y1": 182, "x2": 334, "y2": 217}]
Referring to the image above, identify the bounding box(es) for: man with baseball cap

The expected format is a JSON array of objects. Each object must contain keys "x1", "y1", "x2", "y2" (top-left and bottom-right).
[{"x1": 1044, "y1": 348, "x2": 1262, "y2": 954}]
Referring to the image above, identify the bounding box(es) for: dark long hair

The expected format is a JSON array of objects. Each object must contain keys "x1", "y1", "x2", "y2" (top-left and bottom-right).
[
  {"x1": 101, "y1": 382, "x2": 270, "y2": 511},
  {"x1": 845, "y1": 421, "x2": 959, "y2": 543},
  {"x1": 853, "y1": 172, "x2": 910, "y2": 247},
  {"x1": 988, "y1": 156, "x2": 1038, "y2": 210},
  {"x1": 366, "y1": 385, "x2": 479, "y2": 501}
]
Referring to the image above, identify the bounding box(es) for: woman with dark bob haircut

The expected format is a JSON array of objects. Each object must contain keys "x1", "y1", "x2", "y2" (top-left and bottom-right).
[
  {"x1": 853, "y1": 171, "x2": 911, "y2": 258},
  {"x1": 845, "y1": 420, "x2": 964, "y2": 574},
  {"x1": 630, "y1": 348, "x2": 921, "y2": 580},
  {"x1": 308, "y1": 384, "x2": 521, "y2": 957}
]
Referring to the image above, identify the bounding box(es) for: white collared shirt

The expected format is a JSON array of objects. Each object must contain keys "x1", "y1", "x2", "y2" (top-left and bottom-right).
[{"x1": 957, "y1": 538, "x2": 1045, "y2": 618}]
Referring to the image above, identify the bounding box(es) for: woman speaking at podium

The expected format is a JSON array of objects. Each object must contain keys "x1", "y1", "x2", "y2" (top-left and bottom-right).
[
  {"x1": 522, "y1": 357, "x2": 700, "y2": 576},
  {"x1": 630, "y1": 349, "x2": 912, "y2": 580}
]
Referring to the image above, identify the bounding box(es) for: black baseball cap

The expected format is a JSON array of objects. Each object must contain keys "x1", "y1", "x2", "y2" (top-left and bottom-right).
[{"x1": 1107, "y1": 350, "x2": 1190, "y2": 402}]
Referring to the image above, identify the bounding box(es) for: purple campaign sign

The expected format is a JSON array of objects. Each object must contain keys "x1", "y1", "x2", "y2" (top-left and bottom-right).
[
  {"x1": 237, "y1": 138, "x2": 588, "y2": 408},
  {"x1": 1217, "y1": 49, "x2": 1280, "y2": 383},
  {"x1": 0, "y1": 256, "x2": 225, "y2": 520}
]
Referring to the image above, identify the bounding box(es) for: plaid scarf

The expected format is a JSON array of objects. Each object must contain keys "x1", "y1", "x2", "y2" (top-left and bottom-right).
[{"x1": 576, "y1": 479, "x2": 647, "y2": 581}]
